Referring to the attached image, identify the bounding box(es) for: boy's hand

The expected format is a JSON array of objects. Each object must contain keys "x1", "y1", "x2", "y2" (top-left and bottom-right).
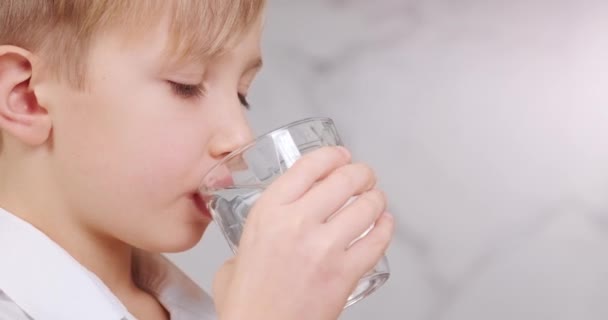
[{"x1": 213, "y1": 147, "x2": 394, "y2": 320}]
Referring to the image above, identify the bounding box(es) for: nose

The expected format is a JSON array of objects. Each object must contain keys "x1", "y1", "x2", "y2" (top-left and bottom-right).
[{"x1": 208, "y1": 108, "x2": 254, "y2": 159}]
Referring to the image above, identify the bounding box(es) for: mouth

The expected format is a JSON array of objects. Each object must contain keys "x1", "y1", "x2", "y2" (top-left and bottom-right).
[{"x1": 191, "y1": 193, "x2": 213, "y2": 220}]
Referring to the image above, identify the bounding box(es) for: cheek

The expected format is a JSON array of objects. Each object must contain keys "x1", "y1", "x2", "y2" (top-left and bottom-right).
[
  {"x1": 125, "y1": 127, "x2": 206, "y2": 195},
  {"x1": 52, "y1": 87, "x2": 210, "y2": 209},
  {"x1": 105, "y1": 103, "x2": 210, "y2": 202}
]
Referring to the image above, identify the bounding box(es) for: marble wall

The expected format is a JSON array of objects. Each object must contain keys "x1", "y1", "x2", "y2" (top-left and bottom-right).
[{"x1": 169, "y1": 0, "x2": 608, "y2": 319}]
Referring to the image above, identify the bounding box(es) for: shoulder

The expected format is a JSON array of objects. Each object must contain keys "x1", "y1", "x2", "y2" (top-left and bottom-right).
[{"x1": 0, "y1": 290, "x2": 32, "y2": 320}]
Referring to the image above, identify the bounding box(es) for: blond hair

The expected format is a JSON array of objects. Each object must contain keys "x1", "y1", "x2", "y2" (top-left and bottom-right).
[{"x1": 0, "y1": 0, "x2": 266, "y2": 86}]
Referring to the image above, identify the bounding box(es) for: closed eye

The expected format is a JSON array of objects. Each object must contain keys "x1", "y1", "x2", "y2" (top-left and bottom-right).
[{"x1": 168, "y1": 81, "x2": 205, "y2": 99}]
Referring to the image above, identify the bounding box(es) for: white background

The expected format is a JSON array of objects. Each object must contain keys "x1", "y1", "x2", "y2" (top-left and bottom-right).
[{"x1": 169, "y1": 1, "x2": 608, "y2": 319}]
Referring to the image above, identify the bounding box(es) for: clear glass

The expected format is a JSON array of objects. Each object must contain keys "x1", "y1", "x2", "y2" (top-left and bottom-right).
[{"x1": 199, "y1": 117, "x2": 390, "y2": 308}]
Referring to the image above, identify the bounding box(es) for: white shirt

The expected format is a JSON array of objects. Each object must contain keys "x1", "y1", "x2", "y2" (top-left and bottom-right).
[{"x1": 0, "y1": 208, "x2": 217, "y2": 320}]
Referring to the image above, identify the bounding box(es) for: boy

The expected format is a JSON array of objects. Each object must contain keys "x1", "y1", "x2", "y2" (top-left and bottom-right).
[{"x1": 0, "y1": 1, "x2": 394, "y2": 319}]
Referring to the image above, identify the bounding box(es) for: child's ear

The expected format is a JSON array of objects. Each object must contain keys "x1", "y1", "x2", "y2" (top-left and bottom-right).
[{"x1": 0, "y1": 46, "x2": 51, "y2": 146}]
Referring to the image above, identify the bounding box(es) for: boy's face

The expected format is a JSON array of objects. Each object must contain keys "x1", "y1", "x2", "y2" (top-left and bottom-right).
[{"x1": 36, "y1": 19, "x2": 263, "y2": 252}]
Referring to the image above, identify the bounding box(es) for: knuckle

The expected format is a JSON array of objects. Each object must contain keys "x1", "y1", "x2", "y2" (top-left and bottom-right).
[
  {"x1": 294, "y1": 146, "x2": 345, "y2": 174},
  {"x1": 256, "y1": 210, "x2": 305, "y2": 239},
  {"x1": 342, "y1": 163, "x2": 376, "y2": 190},
  {"x1": 317, "y1": 263, "x2": 344, "y2": 285},
  {"x1": 324, "y1": 146, "x2": 350, "y2": 165},
  {"x1": 292, "y1": 155, "x2": 318, "y2": 174},
  {"x1": 268, "y1": 210, "x2": 305, "y2": 236},
  {"x1": 365, "y1": 238, "x2": 388, "y2": 257},
  {"x1": 376, "y1": 189, "x2": 388, "y2": 207},
  {"x1": 333, "y1": 168, "x2": 355, "y2": 187},
  {"x1": 288, "y1": 212, "x2": 309, "y2": 233},
  {"x1": 302, "y1": 238, "x2": 343, "y2": 280},
  {"x1": 373, "y1": 222, "x2": 394, "y2": 248},
  {"x1": 296, "y1": 244, "x2": 336, "y2": 280},
  {"x1": 312, "y1": 146, "x2": 343, "y2": 162},
  {"x1": 309, "y1": 233, "x2": 336, "y2": 253},
  {"x1": 355, "y1": 162, "x2": 376, "y2": 182},
  {"x1": 359, "y1": 190, "x2": 385, "y2": 212},
  {"x1": 355, "y1": 162, "x2": 375, "y2": 178}
]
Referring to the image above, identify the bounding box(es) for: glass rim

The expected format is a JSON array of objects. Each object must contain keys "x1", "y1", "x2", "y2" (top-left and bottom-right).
[{"x1": 199, "y1": 117, "x2": 335, "y2": 190}]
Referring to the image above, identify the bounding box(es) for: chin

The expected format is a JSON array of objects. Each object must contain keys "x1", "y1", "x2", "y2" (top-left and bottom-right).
[{"x1": 147, "y1": 221, "x2": 211, "y2": 253}]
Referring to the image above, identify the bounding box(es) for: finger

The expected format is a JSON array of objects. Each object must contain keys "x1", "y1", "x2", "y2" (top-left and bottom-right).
[
  {"x1": 262, "y1": 146, "x2": 351, "y2": 205},
  {"x1": 344, "y1": 212, "x2": 394, "y2": 277},
  {"x1": 324, "y1": 189, "x2": 386, "y2": 248},
  {"x1": 295, "y1": 163, "x2": 377, "y2": 223}
]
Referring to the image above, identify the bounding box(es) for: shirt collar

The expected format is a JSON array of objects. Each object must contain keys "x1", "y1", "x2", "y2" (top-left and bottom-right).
[
  {"x1": 133, "y1": 251, "x2": 216, "y2": 319},
  {"x1": 0, "y1": 207, "x2": 216, "y2": 320}
]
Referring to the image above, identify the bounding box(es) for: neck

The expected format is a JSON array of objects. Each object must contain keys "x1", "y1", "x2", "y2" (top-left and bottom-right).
[{"x1": 0, "y1": 159, "x2": 139, "y2": 296}]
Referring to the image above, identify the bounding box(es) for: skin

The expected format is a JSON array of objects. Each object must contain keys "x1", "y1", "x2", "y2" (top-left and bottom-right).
[{"x1": 0, "y1": 10, "x2": 394, "y2": 320}]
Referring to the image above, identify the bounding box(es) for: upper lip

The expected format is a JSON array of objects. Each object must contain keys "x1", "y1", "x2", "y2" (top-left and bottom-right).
[{"x1": 203, "y1": 174, "x2": 235, "y2": 192}]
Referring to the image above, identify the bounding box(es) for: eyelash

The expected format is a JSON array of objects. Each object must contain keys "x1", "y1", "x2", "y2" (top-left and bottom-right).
[
  {"x1": 169, "y1": 81, "x2": 250, "y2": 109},
  {"x1": 238, "y1": 92, "x2": 250, "y2": 109},
  {"x1": 169, "y1": 81, "x2": 204, "y2": 99}
]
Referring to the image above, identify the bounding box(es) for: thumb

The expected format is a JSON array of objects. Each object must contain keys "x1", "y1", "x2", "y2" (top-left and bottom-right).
[{"x1": 213, "y1": 258, "x2": 237, "y2": 312}]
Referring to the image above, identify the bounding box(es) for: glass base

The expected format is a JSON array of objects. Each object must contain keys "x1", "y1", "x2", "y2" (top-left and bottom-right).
[{"x1": 345, "y1": 271, "x2": 390, "y2": 308}]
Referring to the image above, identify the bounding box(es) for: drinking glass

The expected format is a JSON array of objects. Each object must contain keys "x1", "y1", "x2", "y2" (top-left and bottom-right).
[{"x1": 199, "y1": 117, "x2": 390, "y2": 308}]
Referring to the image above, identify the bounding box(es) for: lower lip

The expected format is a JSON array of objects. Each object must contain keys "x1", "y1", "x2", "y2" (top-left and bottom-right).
[{"x1": 192, "y1": 194, "x2": 213, "y2": 219}]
